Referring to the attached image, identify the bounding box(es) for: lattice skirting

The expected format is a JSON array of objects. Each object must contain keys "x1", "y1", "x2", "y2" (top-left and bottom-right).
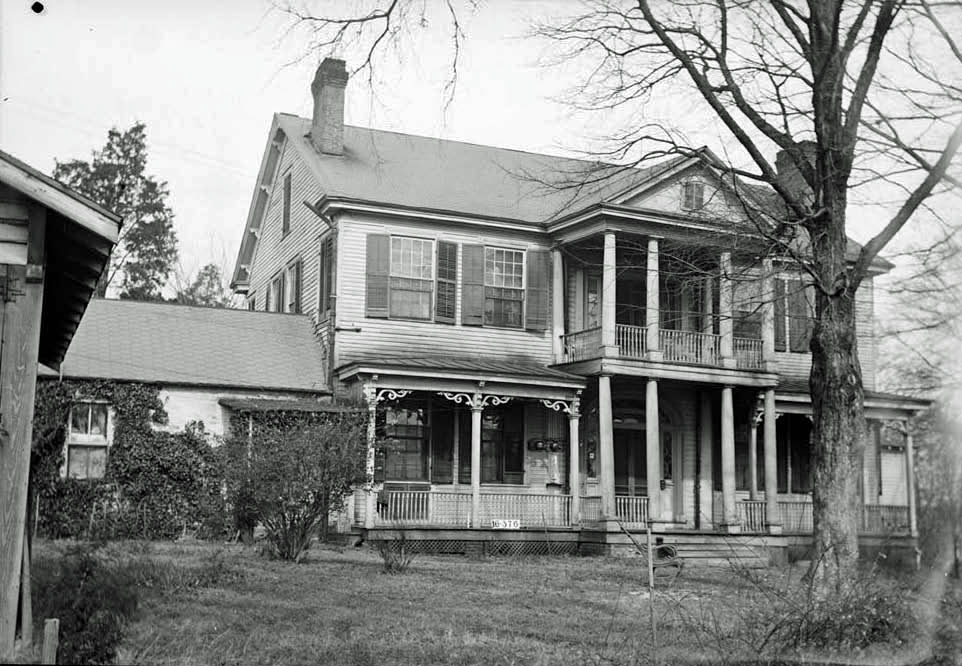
[{"x1": 368, "y1": 539, "x2": 579, "y2": 557}]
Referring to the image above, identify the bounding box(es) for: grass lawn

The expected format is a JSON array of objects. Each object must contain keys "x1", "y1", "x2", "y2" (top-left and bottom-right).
[{"x1": 30, "y1": 539, "x2": 962, "y2": 665}]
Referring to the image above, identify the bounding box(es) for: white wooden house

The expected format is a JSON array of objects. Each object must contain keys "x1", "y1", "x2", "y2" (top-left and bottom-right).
[{"x1": 230, "y1": 58, "x2": 927, "y2": 562}]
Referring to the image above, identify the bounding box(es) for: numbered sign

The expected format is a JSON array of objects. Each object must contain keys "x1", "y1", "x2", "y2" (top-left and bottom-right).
[{"x1": 491, "y1": 519, "x2": 521, "y2": 529}]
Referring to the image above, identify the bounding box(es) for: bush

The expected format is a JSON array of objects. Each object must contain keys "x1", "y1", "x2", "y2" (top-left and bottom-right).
[
  {"x1": 376, "y1": 534, "x2": 415, "y2": 574},
  {"x1": 32, "y1": 545, "x2": 139, "y2": 665}
]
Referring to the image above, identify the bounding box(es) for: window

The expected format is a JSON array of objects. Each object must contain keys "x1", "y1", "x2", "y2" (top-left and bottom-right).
[
  {"x1": 585, "y1": 274, "x2": 601, "y2": 328},
  {"x1": 435, "y1": 241, "x2": 457, "y2": 323},
  {"x1": 458, "y1": 403, "x2": 524, "y2": 484},
  {"x1": 682, "y1": 181, "x2": 705, "y2": 210},
  {"x1": 380, "y1": 403, "x2": 429, "y2": 481},
  {"x1": 286, "y1": 259, "x2": 302, "y2": 313},
  {"x1": 247, "y1": 294, "x2": 256, "y2": 311},
  {"x1": 774, "y1": 278, "x2": 815, "y2": 352},
  {"x1": 389, "y1": 236, "x2": 434, "y2": 320},
  {"x1": 281, "y1": 172, "x2": 292, "y2": 236},
  {"x1": 67, "y1": 403, "x2": 109, "y2": 479},
  {"x1": 318, "y1": 236, "x2": 333, "y2": 317},
  {"x1": 269, "y1": 273, "x2": 285, "y2": 313},
  {"x1": 484, "y1": 247, "x2": 525, "y2": 328}
]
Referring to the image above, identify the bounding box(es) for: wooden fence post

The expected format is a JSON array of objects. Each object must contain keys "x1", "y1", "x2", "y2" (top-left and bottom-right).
[
  {"x1": 41, "y1": 618, "x2": 58, "y2": 665},
  {"x1": 19, "y1": 529, "x2": 32, "y2": 648}
]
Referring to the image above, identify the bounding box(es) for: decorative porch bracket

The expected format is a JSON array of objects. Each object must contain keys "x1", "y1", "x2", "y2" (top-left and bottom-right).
[
  {"x1": 361, "y1": 377, "x2": 412, "y2": 528},
  {"x1": 541, "y1": 393, "x2": 582, "y2": 524}
]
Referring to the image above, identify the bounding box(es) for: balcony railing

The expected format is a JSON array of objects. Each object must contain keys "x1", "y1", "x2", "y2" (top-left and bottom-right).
[
  {"x1": 562, "y1": 327, "x2": 602, "y2": 362},
  {"x1": 734, "y1": 337, "x2": 764, "y2": 370},
  {"x1": 661, "y1": 328, "x2": 721, "y2": 365},
  {"x1": 615, "y1": 324, "x2": 647, "y2": 358}
]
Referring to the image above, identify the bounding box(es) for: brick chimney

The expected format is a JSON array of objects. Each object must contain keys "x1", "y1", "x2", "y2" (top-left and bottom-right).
[
  {"x1": 775, "y1": 140, "x2": 817, "y2": 207},
  {"x1": 310, "y1": 58, "x2": 349, "y2": 155}
]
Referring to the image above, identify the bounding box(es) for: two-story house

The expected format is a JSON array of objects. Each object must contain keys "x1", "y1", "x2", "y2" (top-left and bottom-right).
[{"x1": 231, "y1": 58, "x2": 927, "y2": 562}]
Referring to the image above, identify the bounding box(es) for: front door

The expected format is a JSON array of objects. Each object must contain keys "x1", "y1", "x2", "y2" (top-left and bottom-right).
[{"x1": 614, "y1": 429, "x2": 646, "y2": 496}]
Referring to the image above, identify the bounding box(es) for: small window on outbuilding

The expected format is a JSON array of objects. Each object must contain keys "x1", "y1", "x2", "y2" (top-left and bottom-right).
[{"x1": 67, "y1": 402, "x2": 109, "y2": 479}]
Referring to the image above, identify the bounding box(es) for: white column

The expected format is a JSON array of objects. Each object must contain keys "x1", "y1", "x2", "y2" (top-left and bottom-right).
[
  {"x1": 569, "y1": 396, "x2": 581, "y2": 525},
  {"x1": 645, "y1": 378, "x2": 662, "y2": 522},
  {"x1": 721, "y1": 386, "x2": 739, "y2": 531},
  {"x1": 749, "y1": 413, "x2": 759, "y2": 500},
  {"x1": 905, "y1": 428, "x2": 918, "y2": 537},
  {"x1": 471, "y1": 395, "x2": 483, "y2": 528},
  {"x1": 601, "y1": 232, "x2": 618, "y2": 356},
  {"x1": 646, "y1": 238, "x2": 662, "y2": 361},
  {"x1": 698, "y1": 392, "x2": 714, "y2": 529},
  {"x1": 764, "y1": 388, "x2": 781, "y2": 533},
  {"x1": 598, "y1": 374, "x2": 616, "y2": 519},
  {"x1": 719, "y1": 251, "x2": 734, "y2": 366},
  {"x1": 452, "y1": 409, "x2": 460, "y2": 488},
  {"x1": 702, "y1": 275, "x2": 716, "y2": 362},
  {"x1": 761, "y1": 257, "x2": 775, "y2": 369},
  {"x1": 363, "y1": 384, "x2": 378, "y2": 529},
  {"x1": 552, "y1": 248, "x2": 565, "y2": 362}
]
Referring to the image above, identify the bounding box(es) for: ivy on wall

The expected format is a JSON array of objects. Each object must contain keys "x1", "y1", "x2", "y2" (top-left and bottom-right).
[{"x1": 32, "y1": 380, "x2": 229, "y2": 540}]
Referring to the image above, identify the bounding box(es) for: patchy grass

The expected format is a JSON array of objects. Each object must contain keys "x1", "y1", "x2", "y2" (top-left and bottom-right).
[{"x1": 27, "y1": 540, "x2": 959, "y2": 665}]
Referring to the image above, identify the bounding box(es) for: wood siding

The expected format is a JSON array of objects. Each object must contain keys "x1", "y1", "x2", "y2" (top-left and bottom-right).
[{"x1": 333, "y1": 212, "x2": 553, "y2": 368}]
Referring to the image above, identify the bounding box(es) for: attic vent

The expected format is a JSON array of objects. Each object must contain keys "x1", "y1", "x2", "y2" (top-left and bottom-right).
[{"x1": 682, "y1": 181, "x2": 705, "y2": 210}]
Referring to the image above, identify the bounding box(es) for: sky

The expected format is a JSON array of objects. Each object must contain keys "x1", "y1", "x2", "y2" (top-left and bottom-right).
[{"x1": 0, "y1": 0, "x2": 954, "y2": 289}]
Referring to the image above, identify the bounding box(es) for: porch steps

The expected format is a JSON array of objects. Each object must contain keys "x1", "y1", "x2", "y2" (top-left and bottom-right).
[{"x1": 611, "y1": 531, "x2": 780, "y2": 568}]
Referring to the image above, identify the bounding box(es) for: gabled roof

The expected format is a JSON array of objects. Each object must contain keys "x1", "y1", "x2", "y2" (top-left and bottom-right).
[
  {"x1": 38, "y1": 299, "x2": 328, "y2": 394},
  {"x1": 0, "y1": 150, "x2": 122, "y2": 367}
]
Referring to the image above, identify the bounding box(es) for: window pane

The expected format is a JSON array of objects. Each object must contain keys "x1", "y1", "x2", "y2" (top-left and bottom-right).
[
  {"x1": 390, "y1": 237, "x2": 433, "y2": 280},
  {"x1": 70, "y1": 406, "x2": 89, "y2": 435},
  {"x1": 90, "y1": 405, "x2": 107, "y2": 436},
  {"x1": 389, "y1": 278, "x2": 432, "y2": 320},
  {"x1": 484, "y1": 247, "x2": 524, "y2": 289},
  {"x1": 67, "y1": 447, "x2": 89, "y2": 478},
  {"x1": 484, "y1": 287, "x2": 523, "y2": 328},
  {"x1": 88, "y1": 447, "x2": 107, "y2": 479}
]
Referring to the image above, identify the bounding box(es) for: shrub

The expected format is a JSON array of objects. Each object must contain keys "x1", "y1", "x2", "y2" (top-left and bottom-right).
[
  {"x1": 224, "y1": 408, "x2": 367, "y2": 561},
  {"x1": 32, "y1": 545, "x2": 139, "y2": 665},
  {"x1": 376, "y1": 534, "x2": 415, "y2": 574}
]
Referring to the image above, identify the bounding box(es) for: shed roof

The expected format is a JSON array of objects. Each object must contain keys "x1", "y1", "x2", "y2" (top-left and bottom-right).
[{"x1": 39, "y1": 299, "x2": 328, "y2": 393}]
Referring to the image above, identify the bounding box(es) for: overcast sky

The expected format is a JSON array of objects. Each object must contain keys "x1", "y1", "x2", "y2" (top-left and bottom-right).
[{"x1": 0, "y1": 1, "x2": 951, "y2": 290}]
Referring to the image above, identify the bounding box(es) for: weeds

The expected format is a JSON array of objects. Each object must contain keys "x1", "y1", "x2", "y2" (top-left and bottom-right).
[{"x1": 376, "y1": 533, "x2": 415, "y2": 574}]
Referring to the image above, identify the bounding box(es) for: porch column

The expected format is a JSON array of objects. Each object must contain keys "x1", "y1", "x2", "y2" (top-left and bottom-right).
[
  {"x1": 552, "y1": 248, "x2": 565, "y2": 362},
  {"x1": 698, "y1": 391, "x2": 714, "y2": 529},
  {"x1": 702, "y1": 275, "x2": 715, "y2": 362},
  {"x1": 748, "y1": 410, "x2": 759, "y2": 500},
  {"x1": 721, "y1": 385, "x2": 739, "y2": 531},
  {"x1": 646, "y1": 237, "x2": 662, "y2": 361},
  {"x1": 598, "y1": 374, "x2": 616, "y2": 519},
  {"x1": 568, "y1": 395, "x2": 581, "y2": 525},
  {"x1": 905, "y1": 428, "x2": 918, "y2": 537},
  {"x1": 471, "y1": 393, "x2": 483, "y2": 528},
  {"x1": 645, "y1": 378, "x2": 662, "y2": 522},
  {"x1": 601, "y1": 232, "x2": 618, "y2": 356},
  {"x1": 761, "y1": 257, "x2": 776, "y2": 370},
  {"x1": 763, "y1": 388, "x2": 781, "y2": 534},
  {"x1": 362, "y1": 383, "x2": 379, "y2": 529},
  {"x1": 719, "y1": 251, "x2": 735, "y2": 367}
]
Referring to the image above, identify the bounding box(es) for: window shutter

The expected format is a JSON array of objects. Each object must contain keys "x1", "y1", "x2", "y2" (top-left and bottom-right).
[
  {"x1": 293, "y1": 260, "x2": 303, "y2": 314},
  {"x1": 461, "y1": 244, "x2": 485, "y2": 326},
  {"x1": 366, "y1": 234, "x2": 390, "y2": 318},
  {"x1": 278, "y1": 273, "x2": 286, "y2": 313},
  {"x1": 788, "y1": 280, "x2": 814, "y2": 352},
  {"x1": 282, "y1": 173, "x2": 292, "y2": 235},
  {"x1": 320, "y1": 237, "x2": 334, "y2": 313},
  {"x1": 435, "y1": 241, "x2": 458, "y2": 324},
  {"x1": 524, "y1": 249, "x2": 550, "y2": 331},
  {"x1": 774, "y1": 278, "x2": 786, "y2": 351}
]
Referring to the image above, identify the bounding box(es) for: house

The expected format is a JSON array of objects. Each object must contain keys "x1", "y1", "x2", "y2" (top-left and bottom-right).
[
  {"x1": 230, "y1": 58, "x2": 927, "y2": 562},
  {"x1": 37, "y1": 298, "x2": 329, "y2": 479},
  {"x1": 0, "y1": 150, "x2": 122, "y2": 658}
]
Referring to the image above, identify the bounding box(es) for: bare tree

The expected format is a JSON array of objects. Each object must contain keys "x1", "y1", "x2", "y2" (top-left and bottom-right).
[{"x1": 279, "y1": 0, "x2": 962, "y2": 591}]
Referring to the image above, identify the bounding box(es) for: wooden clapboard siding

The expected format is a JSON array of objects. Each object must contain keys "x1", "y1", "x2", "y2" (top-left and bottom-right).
[
  {"x1": 0, "y1": 187, "x2": 31, "y2": 266},
  {"x1": 622, "y1": 165, "x2": 748, "y2": 219},
  {"x1": 333, "y1": 213, "x2": 553, "y2": 367}
]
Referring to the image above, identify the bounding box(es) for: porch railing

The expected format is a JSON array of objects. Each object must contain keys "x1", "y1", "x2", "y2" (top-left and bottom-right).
[
  {"x1": 478, "y1": 493, "x2": 571, "y2": 527},
  {"x1": 580, "y1": 496, "x2": 603, "y2": 524},
  {"x1": 379, "y1": 490, "x2": 471, "y2": 527},
  {"x1": 660, "y1": 328, "x2": 721, "y2": 366},
  {"x1": 615, "y1": 495, "x2": 649, "y2": 526},
  {"x1": 562, "y1": 327, "x2": 602, "y2": 362},
  {"x1": 737, "y1": 500, "x2": 768, "y2": 532},
  {"x1": 734, "y1": 337, "x2": 764, "y2": 370},
  {"x1": 615, "y1": 324, "x2": 647, "y2": 358},
  {"x1": 778, "y1": 501, "x2": 814, "y2": 533},
  {"x1": 861, "y1": 504, "x2": 910, "y2": 534}
]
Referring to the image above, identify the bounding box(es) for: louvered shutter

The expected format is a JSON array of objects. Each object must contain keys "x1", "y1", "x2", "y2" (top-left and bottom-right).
[
  {"x1": 435, "y1": 241, "x2": 458, "y2": 324},
  {"x1": 366, "y1": 234, "x2": 390, "y2": 318},
  {"x1": 774, "y1": 278, "x2": 786, "y2": 351},
  {"x1": 461, "y1": 244, "x2": 485, "y2": 326},
  {"x1": 524, "y1": 249, "x2": 550, "y2": 331},
  {"x1": 320, "y1": 237, "x2": 334, "y2": 313},
  {"x1": 293, "y1": 259, "x2": 303, "y2": 314},
  {"x1": 788, "y1": 280, "x2": 813, "y2": 352}
]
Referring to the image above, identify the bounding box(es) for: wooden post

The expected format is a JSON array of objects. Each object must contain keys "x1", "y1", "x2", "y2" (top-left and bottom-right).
[
  {"x1": 645, "y1": 378, "x2": 662, "y2": 522},
  {"x1": 19, "y1": 527, "x2": 31, "y2": 649},
  {"x1": 568, "y1": 396, "x2": 581, "y2": 526},
  {"x1": 646, "y1": 238, "x2": 661, "y2": 361},
  {"x1": 748, "y1": 413, "x2": 759, "y2": 500},
  {"x1": 551, "y1": 248, "x2": 565, "y2": 362},
  {"x1": 362, "y1": 383, "x2": 378, "y2": 529},
  {"x1": 41, "y1": 618, "x2": 58, "y2": 665},
  {"x1": 720, "y1": 386, "x2": 739, "y2": 532},
  {"x1": 0, "y1": 206, "x2": 46, "y2": 660},
  {"x1": 698, "y1": 392, "x2": 714, "y2": 529},
  {"x1": 905, "y1": 428, "x2": 918, "y2": 537},
  {"x1": 470, "y1": 395, "x2": 483, "y2": 528},
  {"x1": 598, "y1": 374, "x2": 615, "y2": 519},
  {"x1": 761, "y1": 257, "x2": 775, "y2": 370},
  {"x1": 719, "y1": 252, "x2": 734, "y2": 366},
  {"x1": 601, "y1": 232, "x2": 617, "y2": 356},
  {"x1": 763, "y1": 389, "x2": 781, "y2": 534}
]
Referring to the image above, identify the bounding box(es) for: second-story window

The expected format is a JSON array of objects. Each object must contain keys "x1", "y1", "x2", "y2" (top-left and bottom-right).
[
  {"x1": 286, "y1": 259, "x2": 302, "y2": 313},
  {"x1": 281, "y1": 172, "x2": 292, "y2": 236},
  {"x1": 270, "y1": 273, "x2": 285, "y2": 313},
  {"x1": 774, "y1": 277, "x2": 815, "y2": 352},
  {"x1": 484, "y1": 247, "x2": 524, "y2": 328},
  {"x1": 389, "y1": 236, "x2": 434, "y2": 320}
]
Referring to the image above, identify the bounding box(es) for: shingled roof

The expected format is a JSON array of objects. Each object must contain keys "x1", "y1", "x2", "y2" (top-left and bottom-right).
[{"x1": 38, "y1": 299, "x2": 328, "y2": 393}]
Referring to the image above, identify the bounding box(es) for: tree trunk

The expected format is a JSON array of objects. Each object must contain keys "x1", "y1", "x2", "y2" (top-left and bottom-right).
[{"x1": 806, "y1": 198, "x2": 866, "y2": 593}]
